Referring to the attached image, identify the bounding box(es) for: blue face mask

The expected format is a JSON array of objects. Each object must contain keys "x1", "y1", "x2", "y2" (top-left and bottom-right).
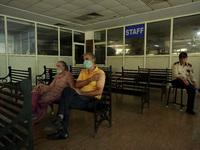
[
  {"x1": 83, "y1": 60, "x2": 91, "y2": 69},
  {"x1": 57, "y1": 70, "x2": 62, "y2": 74}
]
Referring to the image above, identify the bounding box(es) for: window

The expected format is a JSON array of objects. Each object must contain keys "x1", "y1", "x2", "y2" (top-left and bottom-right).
[
  {"x1": 95, "y1": 44, "x2": 105, "y2": 64},
  {"x1": 0, "y1": 16, "x2": 5, "y2": 54},
  {"x1": 94, "y1": 30, "x2": 106, "y2": 42},
  {"x1": 74, "y1": 31, "x2": 85, "y2": 43},
  {"x1": 107, "y1": 27, "x2": 123, "y2": 56},
  {"x1": 60, "y1": 29, "x2": 72, "y2": 56},
  {"x1": 173, "y1": 14, "x2": 200, "y2": 54},
  {"x1": 94, "y1": 30, "x2": 106, "y2": 64},
  {"x1": 74, "y1": 31, "x2": 85, "y2": 64},
  {"x1": 7, "y1": 18, "x2": 35, "y2": 55},
  {"x1": 37, "y1": 24, "x2": 58, "y2": 55},
  {"x1": 75, "y1": 45, "x2": 84, "y2": 64},
  {"x1": 125, "y1": 37, "x2": 144, "y2": 55},
  {"x1": 147, "y1": 20, "x2": 170, "y2": 55}
]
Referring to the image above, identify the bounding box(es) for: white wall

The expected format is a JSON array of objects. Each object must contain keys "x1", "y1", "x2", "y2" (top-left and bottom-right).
[
  {"x1": 8, "y1": 55, "x2": 36, "y2": 83},
  {"x1": 60, "y1": 57, "x2": 73, "y2": 65},
  {"x1": 0, "y1": 55, "x2": 7, "y2": 77},
  {"x1": 37, "y1": 56, "x2": 59, "y2": 76},
  {"x1": 107, "y1": 57, "x2": 123, "y2": 72},
  {"x1": 85, "y1": 31, "x2": 93, "y2": 40},
  {"x1": 146, "y1": 56, "x2": 169, "y2": 68},
  {"x1": 124, "y1": 57, "x2": 144, "y2": 70}
]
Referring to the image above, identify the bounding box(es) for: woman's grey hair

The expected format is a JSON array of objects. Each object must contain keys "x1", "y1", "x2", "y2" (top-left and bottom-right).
[
  {"x1": 58, "y1": 61, "x2": 67, "y2": 70},
  {"x1": 83, "y1": 52, "x2": 96, "y2": 62}
]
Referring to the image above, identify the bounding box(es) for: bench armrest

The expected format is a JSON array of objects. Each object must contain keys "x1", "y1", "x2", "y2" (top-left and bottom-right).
[
  {"x1": 35, "y1": 74, "x2": 46, "y2": 85},
  {"x1": 0, "y1": 75, "x2": 10, "y2": 83}
]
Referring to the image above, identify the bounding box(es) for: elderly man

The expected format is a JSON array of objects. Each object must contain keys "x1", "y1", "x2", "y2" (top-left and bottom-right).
[
  {"x1": 172, "y1": 52, "x2": 200, "y2": 115},
  {"x1": 44, "y1": 52, "x2": 105, "y2": 140}
]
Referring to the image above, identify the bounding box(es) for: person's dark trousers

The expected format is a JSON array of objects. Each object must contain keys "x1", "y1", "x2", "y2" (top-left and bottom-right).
[
  {"x1": 172, "y1": 79, "x2": 196, "y2": 111},
  {"x1": 57, "y1": 87, "x2": 95, "y2": 134}
]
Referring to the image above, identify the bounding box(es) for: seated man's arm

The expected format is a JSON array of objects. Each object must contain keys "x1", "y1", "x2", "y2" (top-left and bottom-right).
[
  {"x1": 76, "y1": 73, "x2": 99, "y2": 88},
  {"x1": 68, "y1": 74, "x2": 76, "y2": 89},
  {"x1": 75, "y1": 73, "x2": 105, "y2": 97},
  {"x1": 190, "y1": 69, "x2": 198, "y2": 89}
]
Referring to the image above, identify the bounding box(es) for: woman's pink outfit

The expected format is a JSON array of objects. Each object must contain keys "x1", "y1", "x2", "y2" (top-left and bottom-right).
[{"x1": 32, "y1": 70, "x2": 74, "y2": 124}]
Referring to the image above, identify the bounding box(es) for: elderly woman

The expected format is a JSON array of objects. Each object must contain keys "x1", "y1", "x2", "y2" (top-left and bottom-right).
[{"x1": 32, "y1": 61, "x2": 74, "y2": 124}]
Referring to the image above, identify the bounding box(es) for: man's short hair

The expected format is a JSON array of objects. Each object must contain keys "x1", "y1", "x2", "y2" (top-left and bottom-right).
[
  {"x1": 179, "y1": 52, "x2": 188, "y2": 58},
  {"x1": 83, "y1": 52, "x2": 96, "y2": 62}
]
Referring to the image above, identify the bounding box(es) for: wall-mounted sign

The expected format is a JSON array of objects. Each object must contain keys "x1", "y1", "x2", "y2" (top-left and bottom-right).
[{"x1": 125, "y1": 24, "x2": 145, "y2": 39}]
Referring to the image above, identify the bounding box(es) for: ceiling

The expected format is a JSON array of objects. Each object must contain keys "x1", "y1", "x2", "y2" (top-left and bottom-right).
[{"x1": 0, "y1": 0, "x2": 200, "y2": 31}]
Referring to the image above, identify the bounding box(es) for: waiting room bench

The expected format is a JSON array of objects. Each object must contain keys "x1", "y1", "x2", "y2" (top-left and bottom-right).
[
  {"x1": 138, "y1": 66, "x2": 169, "y2": 100},
  {"x1": 0, "y1": 66, "x2": 32, "y2": 86},
  {"x1": 112, "y1": 68, "x2": 150, "y2": 113},
  {"x1": 0, "y1": 79, "x2": 33, "y2": 149}
]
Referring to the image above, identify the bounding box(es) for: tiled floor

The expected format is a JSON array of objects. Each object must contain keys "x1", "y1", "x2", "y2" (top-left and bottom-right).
[{"x1": 33, "y1": 88, "x2": 200, "y2": 150}]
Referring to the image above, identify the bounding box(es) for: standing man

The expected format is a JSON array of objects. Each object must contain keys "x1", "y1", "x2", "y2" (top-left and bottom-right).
[
  {"x1": 172, "y1": 52, "x2": 200, "y2": 115},
  {"x1": 44, "y1": 52, "x2": 105, "y2": 140}
]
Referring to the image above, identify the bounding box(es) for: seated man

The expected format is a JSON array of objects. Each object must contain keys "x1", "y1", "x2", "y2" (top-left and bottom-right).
[
  {"x1": 172, "y1": 52, "x2": 200, "y2": 115},
  {"x1": 44, "y1": 52, "x2": 105, "y2": 140}
]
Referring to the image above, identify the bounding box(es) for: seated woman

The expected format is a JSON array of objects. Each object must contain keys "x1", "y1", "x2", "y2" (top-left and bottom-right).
[{"x1": 32, "y1": 61, "x2": 75, "y2": 124}]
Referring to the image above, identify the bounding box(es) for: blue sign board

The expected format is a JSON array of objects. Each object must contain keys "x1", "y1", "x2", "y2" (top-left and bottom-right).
[{"x1": 125, "y1": 24, "x2": 145, "y2": 39}]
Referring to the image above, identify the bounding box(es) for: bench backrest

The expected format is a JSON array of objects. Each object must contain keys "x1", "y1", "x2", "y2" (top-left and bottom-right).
[
  {"x1": 166, "y1": 68, "x2": 172, "y2": 84},
  {"x1": 98, "y1": 66, "x2": 112, "y2": 73},
  {"x1": 100, "y1": 70, "x2": 112, "y2": 108},
  {"x1": 44, "y1": 66, "x2": 55, "y2": 82},
  {"x1": 102, "y1": 66, "x2": 112, "y2": 96},
  {"x1": 0, "y1": 66, "x2": 32, "y2": 85},
  {"x1": 138, "y1": 67, "x2": 168, "y2": 87},
  {"x1": 0, "y1": 79, "x2": 33, "y2": 149},
  {"x1": 70, "y1": 65, "x2": 112, "y2": 79},
  {"x1": 69, "y1": 65, "x2": 84, "y2": 79},
  {"x1": 121, "y1": 68, "x2": 150, "y2": 91}
]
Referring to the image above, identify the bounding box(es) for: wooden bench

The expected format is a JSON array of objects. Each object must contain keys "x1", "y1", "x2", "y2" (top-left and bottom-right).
[
  {"x1": 112, "y1": 68, "x2": 150, "y2": 113},
  {"x1": 0, "y1": 79, "x2": 33, "y2": 149},
  {"x1": 35, "y1": 66, "x2": 59, "y2": 85},
  {"x1": 0, "y1": 66, "x2": 32, "y2": 86},
  {"x1": 138, "y1": 66, "x2": 169, "y2": 100}
]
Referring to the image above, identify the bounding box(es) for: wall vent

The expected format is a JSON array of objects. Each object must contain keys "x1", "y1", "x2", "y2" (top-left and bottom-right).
[
  {"x1": 141, "y1": 0, "x2": 167, "y2": 5},
  {"x1": 54, "y1": 23, "x2": 67, "y2": 27},
  {"x1": 75, "y1": 12, "x2": 103, "y2": 21}
]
